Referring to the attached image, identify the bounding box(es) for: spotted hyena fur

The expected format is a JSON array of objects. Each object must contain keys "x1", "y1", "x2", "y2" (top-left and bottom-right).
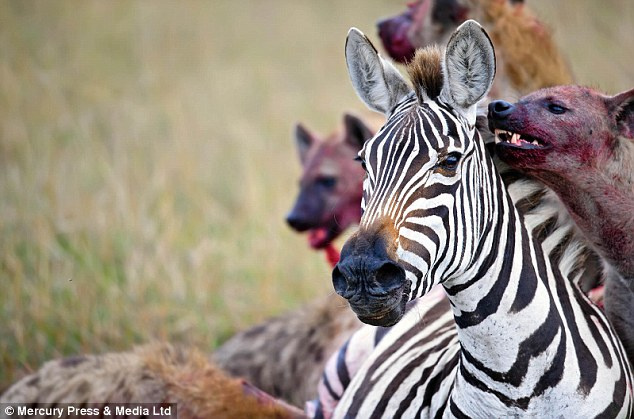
[
  {"x1": 213, "y1": 293, "x2": 361, "y2": 408},
  {"x1": 0, "y1": 343, "x2": 305, "y2": 419}
]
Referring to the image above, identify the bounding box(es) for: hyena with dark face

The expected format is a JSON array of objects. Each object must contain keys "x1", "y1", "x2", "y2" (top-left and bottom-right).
[
  {"x1": 0, "y1": 343, "x2": 305, "y2": 419},
  {"x1": 488, "y1": 85, "x2": 634, "y2": 362},
  {"x1": 286, "y1": 113, "x2": 380, "y2": 265},
  {"x1": 213, "y1": 114, "x2": 382, "y2": 407}
]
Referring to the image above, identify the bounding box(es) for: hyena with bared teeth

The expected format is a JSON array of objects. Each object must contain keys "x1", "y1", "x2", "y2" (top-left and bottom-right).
[{"x1": 489, "y1": 84, "x2": 634, "y2": 363}]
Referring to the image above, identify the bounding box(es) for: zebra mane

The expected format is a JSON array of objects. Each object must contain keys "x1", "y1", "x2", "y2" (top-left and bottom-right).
[{"x1": 406, "y1": 46, "x2": 444, "y2": 103}]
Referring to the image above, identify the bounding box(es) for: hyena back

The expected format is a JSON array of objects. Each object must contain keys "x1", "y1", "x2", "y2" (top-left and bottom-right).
[
  {"x1": 0, "y1": 343, "x2": 305, "y2": 419},
  {"x1": 214, "y1": 294, "x2": 361, "y2": 408}
]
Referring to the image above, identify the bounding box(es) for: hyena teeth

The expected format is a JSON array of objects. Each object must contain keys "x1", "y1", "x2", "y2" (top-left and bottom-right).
[{"x1": 494, "y1": 129, "x2": 514, "y2": 144}]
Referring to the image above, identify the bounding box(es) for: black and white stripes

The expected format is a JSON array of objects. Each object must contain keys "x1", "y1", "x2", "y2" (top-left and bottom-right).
[{"x1": 326, "y1": 20, "x2": 633, "y2": 418}]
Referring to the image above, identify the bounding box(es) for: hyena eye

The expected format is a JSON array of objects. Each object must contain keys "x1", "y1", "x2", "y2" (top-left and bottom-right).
[
  {"x1": 316, "y1": 176, "x2": 337, "y2": 189},
  {"x1": 354, "y1": 155, "x2": 367, "y2": 172},
  {"x1": 547, "y1": 103, "x2": 567, "y2": 115},
  {"x1": 438, "y1": 152, "x2": 462, "y2": 172}
]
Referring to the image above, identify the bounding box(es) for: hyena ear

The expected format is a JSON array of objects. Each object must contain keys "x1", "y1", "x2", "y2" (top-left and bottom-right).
[
  {"x1": 607, "y1": 88, "x2": 634, "y2": 140},
  {"x1": 343, "y1": 113, "x2": 373, "y2": 151},
  {"x1": 345, "y1": 28, "x2": 412, "y2": 116},
  {"x1": 294, "y1": 123, "x2": 315, "y2": 165},
  {"x1": 440, "y1": 20, "x2": 496, "y2": 125}
]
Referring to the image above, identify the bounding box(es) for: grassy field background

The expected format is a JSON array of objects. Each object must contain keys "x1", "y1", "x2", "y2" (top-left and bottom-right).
[{"x1": 1, "y1": 1, "x2": 632, "y2": 388}]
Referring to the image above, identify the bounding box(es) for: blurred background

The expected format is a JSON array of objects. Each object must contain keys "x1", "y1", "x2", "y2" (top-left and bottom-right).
[{"x1": 1, "y1": 0, "x2": 632, "y2": 388}]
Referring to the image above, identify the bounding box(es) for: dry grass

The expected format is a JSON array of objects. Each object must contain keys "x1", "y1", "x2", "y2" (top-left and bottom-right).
[{"x1": 1, "y1": 0, "x2": 632, "y2": 388}]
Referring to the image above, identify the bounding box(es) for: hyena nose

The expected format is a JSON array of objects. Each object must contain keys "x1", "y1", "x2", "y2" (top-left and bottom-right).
[
  {"x1": 488, "y1": 100, "x2": 515, "y2": 119},
  {"x1": 285, "y1": 212, "x2": 312, "y2": 232}
]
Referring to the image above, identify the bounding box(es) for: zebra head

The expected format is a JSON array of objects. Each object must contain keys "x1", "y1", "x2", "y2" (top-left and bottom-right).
[{"x1": 333, "y1": 20, "x2": 495, "y2": 326}]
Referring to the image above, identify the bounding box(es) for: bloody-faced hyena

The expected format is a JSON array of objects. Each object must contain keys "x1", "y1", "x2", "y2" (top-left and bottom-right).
[
  {"x1": 286, "y1": 113, "x2": 379, "y2": 265},
  {"x1": 488, "y1": 85, "x2": 634, "y2": 362},
  {"x1": 213, "y1": 114, "x2": 382, "y2": 407},
  {"x1": 377, "y1": 0, "x2": 573, "y2": 99}
]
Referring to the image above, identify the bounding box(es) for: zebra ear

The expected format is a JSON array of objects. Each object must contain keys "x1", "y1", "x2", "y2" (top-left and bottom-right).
[
  {"x1": 345, "y1": 28, "x2": 411, "y2": 116},
  {"x1": 441, "y1": 20, "x2": 496, "y2": 124}
]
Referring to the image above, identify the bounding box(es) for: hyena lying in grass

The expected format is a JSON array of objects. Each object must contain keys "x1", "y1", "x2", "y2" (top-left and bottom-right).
[
  {"x1": 0, "y1": 115, "x2": 375, "y2": 411},
  {"x1": 0, "y1": 343, "x2": 305, "y2": 419},
  {"x1": 488, "y1": 85, "x2": 634, "y2": 363}
]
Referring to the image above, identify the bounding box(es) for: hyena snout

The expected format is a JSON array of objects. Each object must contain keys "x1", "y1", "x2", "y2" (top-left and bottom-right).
[
  {"x1": 488, "y1": 100, "x2": 516, "y2": 120},
  {"x1": 376, "y1": 14, "x2": 415, "y2": 64},
  {"x1": 285, "y1": 211, "x2": 313, "y2": 232},
  {"x1": 285, "y1": 190, "x2": 323, "y2": 232}
]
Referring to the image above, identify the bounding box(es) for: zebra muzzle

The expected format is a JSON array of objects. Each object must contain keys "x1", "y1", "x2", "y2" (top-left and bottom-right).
[{"x1": 332, "y1": 255, "x2": 409, "y2": 327}]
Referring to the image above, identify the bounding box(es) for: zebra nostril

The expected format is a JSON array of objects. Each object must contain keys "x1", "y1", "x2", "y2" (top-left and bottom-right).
[
  {"x1": 374, "y1": 261, "x2": 406, "y2": 293},
  {"x1": 332, "y1": 264, "x2": 356, "y2": 299}
]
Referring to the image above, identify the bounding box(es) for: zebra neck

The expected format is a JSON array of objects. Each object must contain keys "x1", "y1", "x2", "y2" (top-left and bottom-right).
[
  {"x1": 442, "y1": 166, "x2": 573, "y2": 374},
  {"x1": 439, "y1": 166, "x2": 631, "y2": 408}
]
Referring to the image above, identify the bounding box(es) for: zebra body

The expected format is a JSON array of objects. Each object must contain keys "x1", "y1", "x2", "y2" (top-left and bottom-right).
[
  {"x1": 311, "y1": 287, "x2": 456, "y2": 418},
  {"x1": 313, "y1": 175, "x2": 607, "y2": 418},
  {"x1": 329, "y1": 21, "x2": 632, "y2": 417}
]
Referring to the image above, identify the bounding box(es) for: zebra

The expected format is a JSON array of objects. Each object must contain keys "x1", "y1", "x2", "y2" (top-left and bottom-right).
[
  {"x1": 310, "y1": 164, "x2": 609, "y2": 417},
  {"x1": 310, "y1": 150, "x2": 607, "y2": 418},
  {"x1": 327, "y1": 20, "x2": 633, "y2": 417}
]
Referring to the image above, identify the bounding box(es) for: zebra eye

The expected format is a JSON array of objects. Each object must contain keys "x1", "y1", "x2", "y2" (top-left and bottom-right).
[
  {"x1": 438, "y1": 152, "x2": 462, "y2": 172},
  {"x1": 354, "y1": 155, "x2": 367, "y2": 172},
  {"x1": 547, "y1": 103, "x2": 567, "y2": 115}
]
